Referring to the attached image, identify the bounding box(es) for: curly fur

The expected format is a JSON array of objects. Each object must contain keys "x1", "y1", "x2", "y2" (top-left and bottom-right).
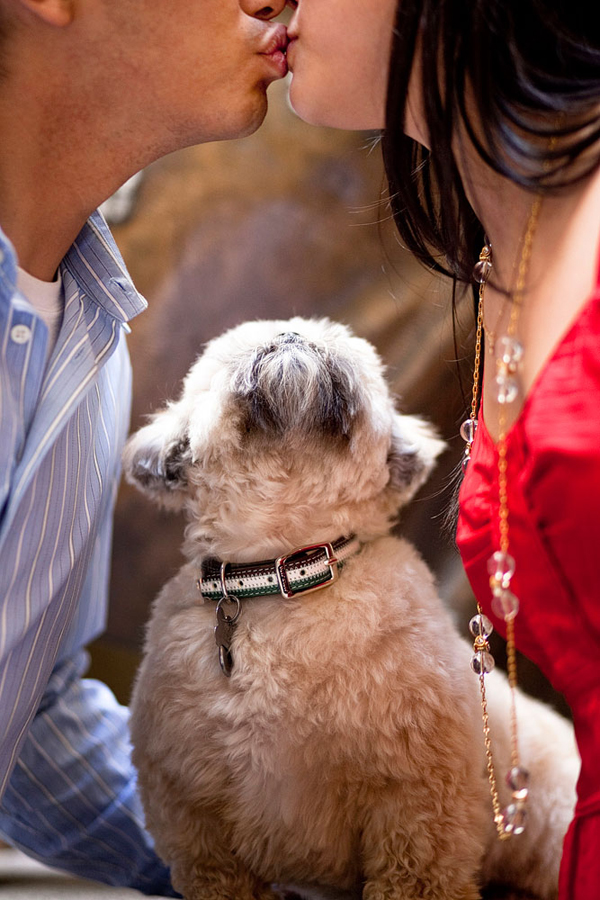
[{"x1": 124, "y1": 317, "x2": 578, "y2": 900}]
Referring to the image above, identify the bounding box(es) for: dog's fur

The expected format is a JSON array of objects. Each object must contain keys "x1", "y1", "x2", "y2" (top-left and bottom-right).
[{"x1": 124, "y1": 317, "x2": 578, "y2": 900}]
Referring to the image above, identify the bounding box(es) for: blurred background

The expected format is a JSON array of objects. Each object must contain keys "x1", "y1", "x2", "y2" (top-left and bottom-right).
[{"x1": 88, "y1": 76, "x2": 568, "y2": 720}]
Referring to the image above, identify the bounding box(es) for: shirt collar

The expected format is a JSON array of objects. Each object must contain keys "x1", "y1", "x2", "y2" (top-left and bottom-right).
[
  {"x1": 61, "y1": 209, "x2": 147, "y2": 325},
  {"x1": 0, "y1": 226, "x2": 19, "y2": 302}
]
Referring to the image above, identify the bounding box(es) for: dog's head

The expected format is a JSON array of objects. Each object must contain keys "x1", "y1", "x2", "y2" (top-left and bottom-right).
[{"x1": 123, "y1": 318, "x2": 445, "y2": 560}]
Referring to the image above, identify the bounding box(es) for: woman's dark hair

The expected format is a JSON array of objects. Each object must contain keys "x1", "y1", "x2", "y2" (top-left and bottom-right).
[{"x1": 381, "y1": 0, "x2": 600, "y2": 282}]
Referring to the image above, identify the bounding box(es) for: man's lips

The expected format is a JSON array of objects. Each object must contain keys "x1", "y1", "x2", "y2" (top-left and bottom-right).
[
  {"x1": 259, "y1": 23, "x2": 289, "y2": 57},
  {"x1": 259, "y1": 24, "x2": 289, "y2": 78}
]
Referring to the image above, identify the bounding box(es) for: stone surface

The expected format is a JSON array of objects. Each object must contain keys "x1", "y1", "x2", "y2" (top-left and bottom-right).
[
  {"x1": 0, "y1": 848, "x2": 161, "y2": 899},
  {"x1": 0, "y1": 848, "x2": 537, "y2": 900}
]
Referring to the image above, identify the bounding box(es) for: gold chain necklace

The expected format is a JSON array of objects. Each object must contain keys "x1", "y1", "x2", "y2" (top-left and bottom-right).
[{"x1": 461, "y1": 193, "x2": 543, "y2": 840}]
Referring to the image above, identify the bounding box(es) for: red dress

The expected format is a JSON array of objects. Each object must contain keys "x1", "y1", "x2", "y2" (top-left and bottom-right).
[{"x1": 457, "y1": 262, "x2": 600, "y2": 899}]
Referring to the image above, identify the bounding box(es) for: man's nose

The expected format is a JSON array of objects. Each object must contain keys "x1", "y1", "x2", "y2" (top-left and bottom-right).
[{"x1": 239, "y1": 0, "x2": 289, "y2": 19}]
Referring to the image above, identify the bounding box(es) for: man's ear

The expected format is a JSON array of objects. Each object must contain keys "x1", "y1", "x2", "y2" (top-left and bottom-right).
[{"x1": 15, "y1": 0, "x2": 74, "y2": 27}]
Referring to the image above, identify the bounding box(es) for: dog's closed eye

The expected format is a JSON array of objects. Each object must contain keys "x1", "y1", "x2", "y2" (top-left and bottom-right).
[
  {"x1": 162, "y1": 439, "x2": 191, "y2": 487},
  {"x1": 386, "y1": 414, "x2": 446, "y2": 499},
  {"x1": 387, "y1": 446, "x2": 421, "y2": 488},
  {"x1": 125, "y1": 434, "x2": 191, "y2": 499}
]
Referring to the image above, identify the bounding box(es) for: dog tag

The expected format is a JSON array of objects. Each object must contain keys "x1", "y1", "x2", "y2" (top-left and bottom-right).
[{"x1": 214, "y1": 605, "x2": 236, "y2": 677}]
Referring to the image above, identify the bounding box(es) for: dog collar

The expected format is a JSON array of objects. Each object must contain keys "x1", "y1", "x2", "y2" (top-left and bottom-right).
[
  {"x1": 198, "y1": 536, "x2": 360, "y2": 677},
  {"x1": 196, "y1": 535, "x2": 360, "y2": 602}
]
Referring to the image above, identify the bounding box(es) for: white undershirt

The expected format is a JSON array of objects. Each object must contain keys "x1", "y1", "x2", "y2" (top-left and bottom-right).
[{"x1": 17, "y1": 266, "x2": 64, "y2": 360}]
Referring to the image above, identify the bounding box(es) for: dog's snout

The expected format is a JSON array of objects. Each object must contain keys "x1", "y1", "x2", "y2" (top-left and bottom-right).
[{"x1": 276, "y1": 331, "x2": 304, "y2": 345}]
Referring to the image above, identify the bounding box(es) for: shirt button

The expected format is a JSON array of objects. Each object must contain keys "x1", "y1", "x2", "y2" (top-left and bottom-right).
[{"x1": 11, "y1": 324, "x2": 32, "y2": 344}]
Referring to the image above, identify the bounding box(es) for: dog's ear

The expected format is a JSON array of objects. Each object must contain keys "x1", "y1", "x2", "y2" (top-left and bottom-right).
[
  {"x1": 123, "y1": 408, "x2": 191, "y2": 509},
  {"x1": 387, "y1": 414, "x2": 446, "y2": 502}
]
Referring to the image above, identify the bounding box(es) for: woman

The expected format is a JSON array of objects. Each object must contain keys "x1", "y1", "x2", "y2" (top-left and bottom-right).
[{"x1": 284, "y1": 0, "x2": 600, "y2": 896}]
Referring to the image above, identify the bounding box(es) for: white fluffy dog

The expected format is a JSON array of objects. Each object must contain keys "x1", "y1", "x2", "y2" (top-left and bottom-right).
[{"x1": 124, "y1": 317, "x2": 578, "y2": 900}]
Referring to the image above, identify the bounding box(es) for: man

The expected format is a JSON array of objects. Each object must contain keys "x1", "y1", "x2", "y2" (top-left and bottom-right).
[{"x1": 0, "y1": 0, "x2": 288, "y2": 892}]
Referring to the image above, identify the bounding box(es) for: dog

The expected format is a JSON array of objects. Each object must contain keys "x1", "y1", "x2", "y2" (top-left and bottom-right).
[{"x1": 124, "y1": 317, "x2": 578, "y2": 900}]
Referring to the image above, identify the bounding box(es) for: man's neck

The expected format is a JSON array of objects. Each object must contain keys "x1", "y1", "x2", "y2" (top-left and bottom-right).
[
  {"x1": 0, "y1": 127, "x2": 132, "y2": 279},
  {"x1": 0, "y1": 66, "x2": 144, "y2": 279},
  {"x1": 0, "y1": 182, "x2": 92, "y2": 281}
]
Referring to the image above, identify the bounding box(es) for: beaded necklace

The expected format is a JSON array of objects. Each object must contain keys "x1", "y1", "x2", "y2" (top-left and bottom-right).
[{"x1": 460, "y1": 193, "x2": 543, "y2": 840}]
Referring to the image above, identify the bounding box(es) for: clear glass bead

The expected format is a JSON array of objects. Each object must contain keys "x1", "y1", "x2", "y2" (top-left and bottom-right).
[
  {"x1": 471, "y1": 650, "x2": 495, "y2": 675},
  {"x1": 460, "y1": 418, "x2": 478, "y2": 444},
  {"x1": 487, "y1": 551, "x2": 515, "y2": 587},
  {"x1": 507, "y1": 766, "x2": 530, "y2": 792},
  {"x1": 491, "y1": 589, "x2": 520, "y2": 620},
  {"x1": 461, "y1": 449, "x2": 471, "y2": 473},
  {"x1": 469, "y1": 614, "x2": 494, "y2": 639},
  {"x1": 495, "y1": 372, "x2": 519, "y2": 404},
  {"x1": 502, "y1": 803, "x2": 527, "y2": 836},
  {"x1": 473, "y1": 259, "x2": 492, "y2": 284},
  {"x1": 496, "y1": 335, "x2": 524, "y2": 368}
]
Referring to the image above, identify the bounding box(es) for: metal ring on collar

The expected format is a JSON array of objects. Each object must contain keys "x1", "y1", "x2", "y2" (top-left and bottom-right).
[
  {"x1": 215, "y1": 594, "x2": 241, "y2": 623},
  {"x1": 217, "y1": 562, "x2": 242, "y2": 623}
]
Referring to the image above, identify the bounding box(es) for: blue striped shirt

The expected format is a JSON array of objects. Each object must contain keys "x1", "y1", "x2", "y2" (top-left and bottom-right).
[{"x1": 0, "y1": 213, "x2": 178, "y2": 895}]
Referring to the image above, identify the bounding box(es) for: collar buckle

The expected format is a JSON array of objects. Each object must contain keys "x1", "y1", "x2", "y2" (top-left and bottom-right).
[{"x1": 275, "y1": 542, "x2": 339, "y2": 599}]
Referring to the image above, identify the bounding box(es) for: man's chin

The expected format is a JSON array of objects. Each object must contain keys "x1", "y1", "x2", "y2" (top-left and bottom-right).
[
  {"x1": 162, "y1": 91, "x2": 271, "y2": 153},
  {"x1": 218, "y1": 92, "x2": 270, "y2": 142},
  {"x1": 238, "y1": 103, "x2": 269, "y2": 139}
]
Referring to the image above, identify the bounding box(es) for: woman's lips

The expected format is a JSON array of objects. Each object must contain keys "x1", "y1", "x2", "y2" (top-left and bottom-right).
[{"x1": 285, "y1": 36, "x2": 297, "y2": 69}]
